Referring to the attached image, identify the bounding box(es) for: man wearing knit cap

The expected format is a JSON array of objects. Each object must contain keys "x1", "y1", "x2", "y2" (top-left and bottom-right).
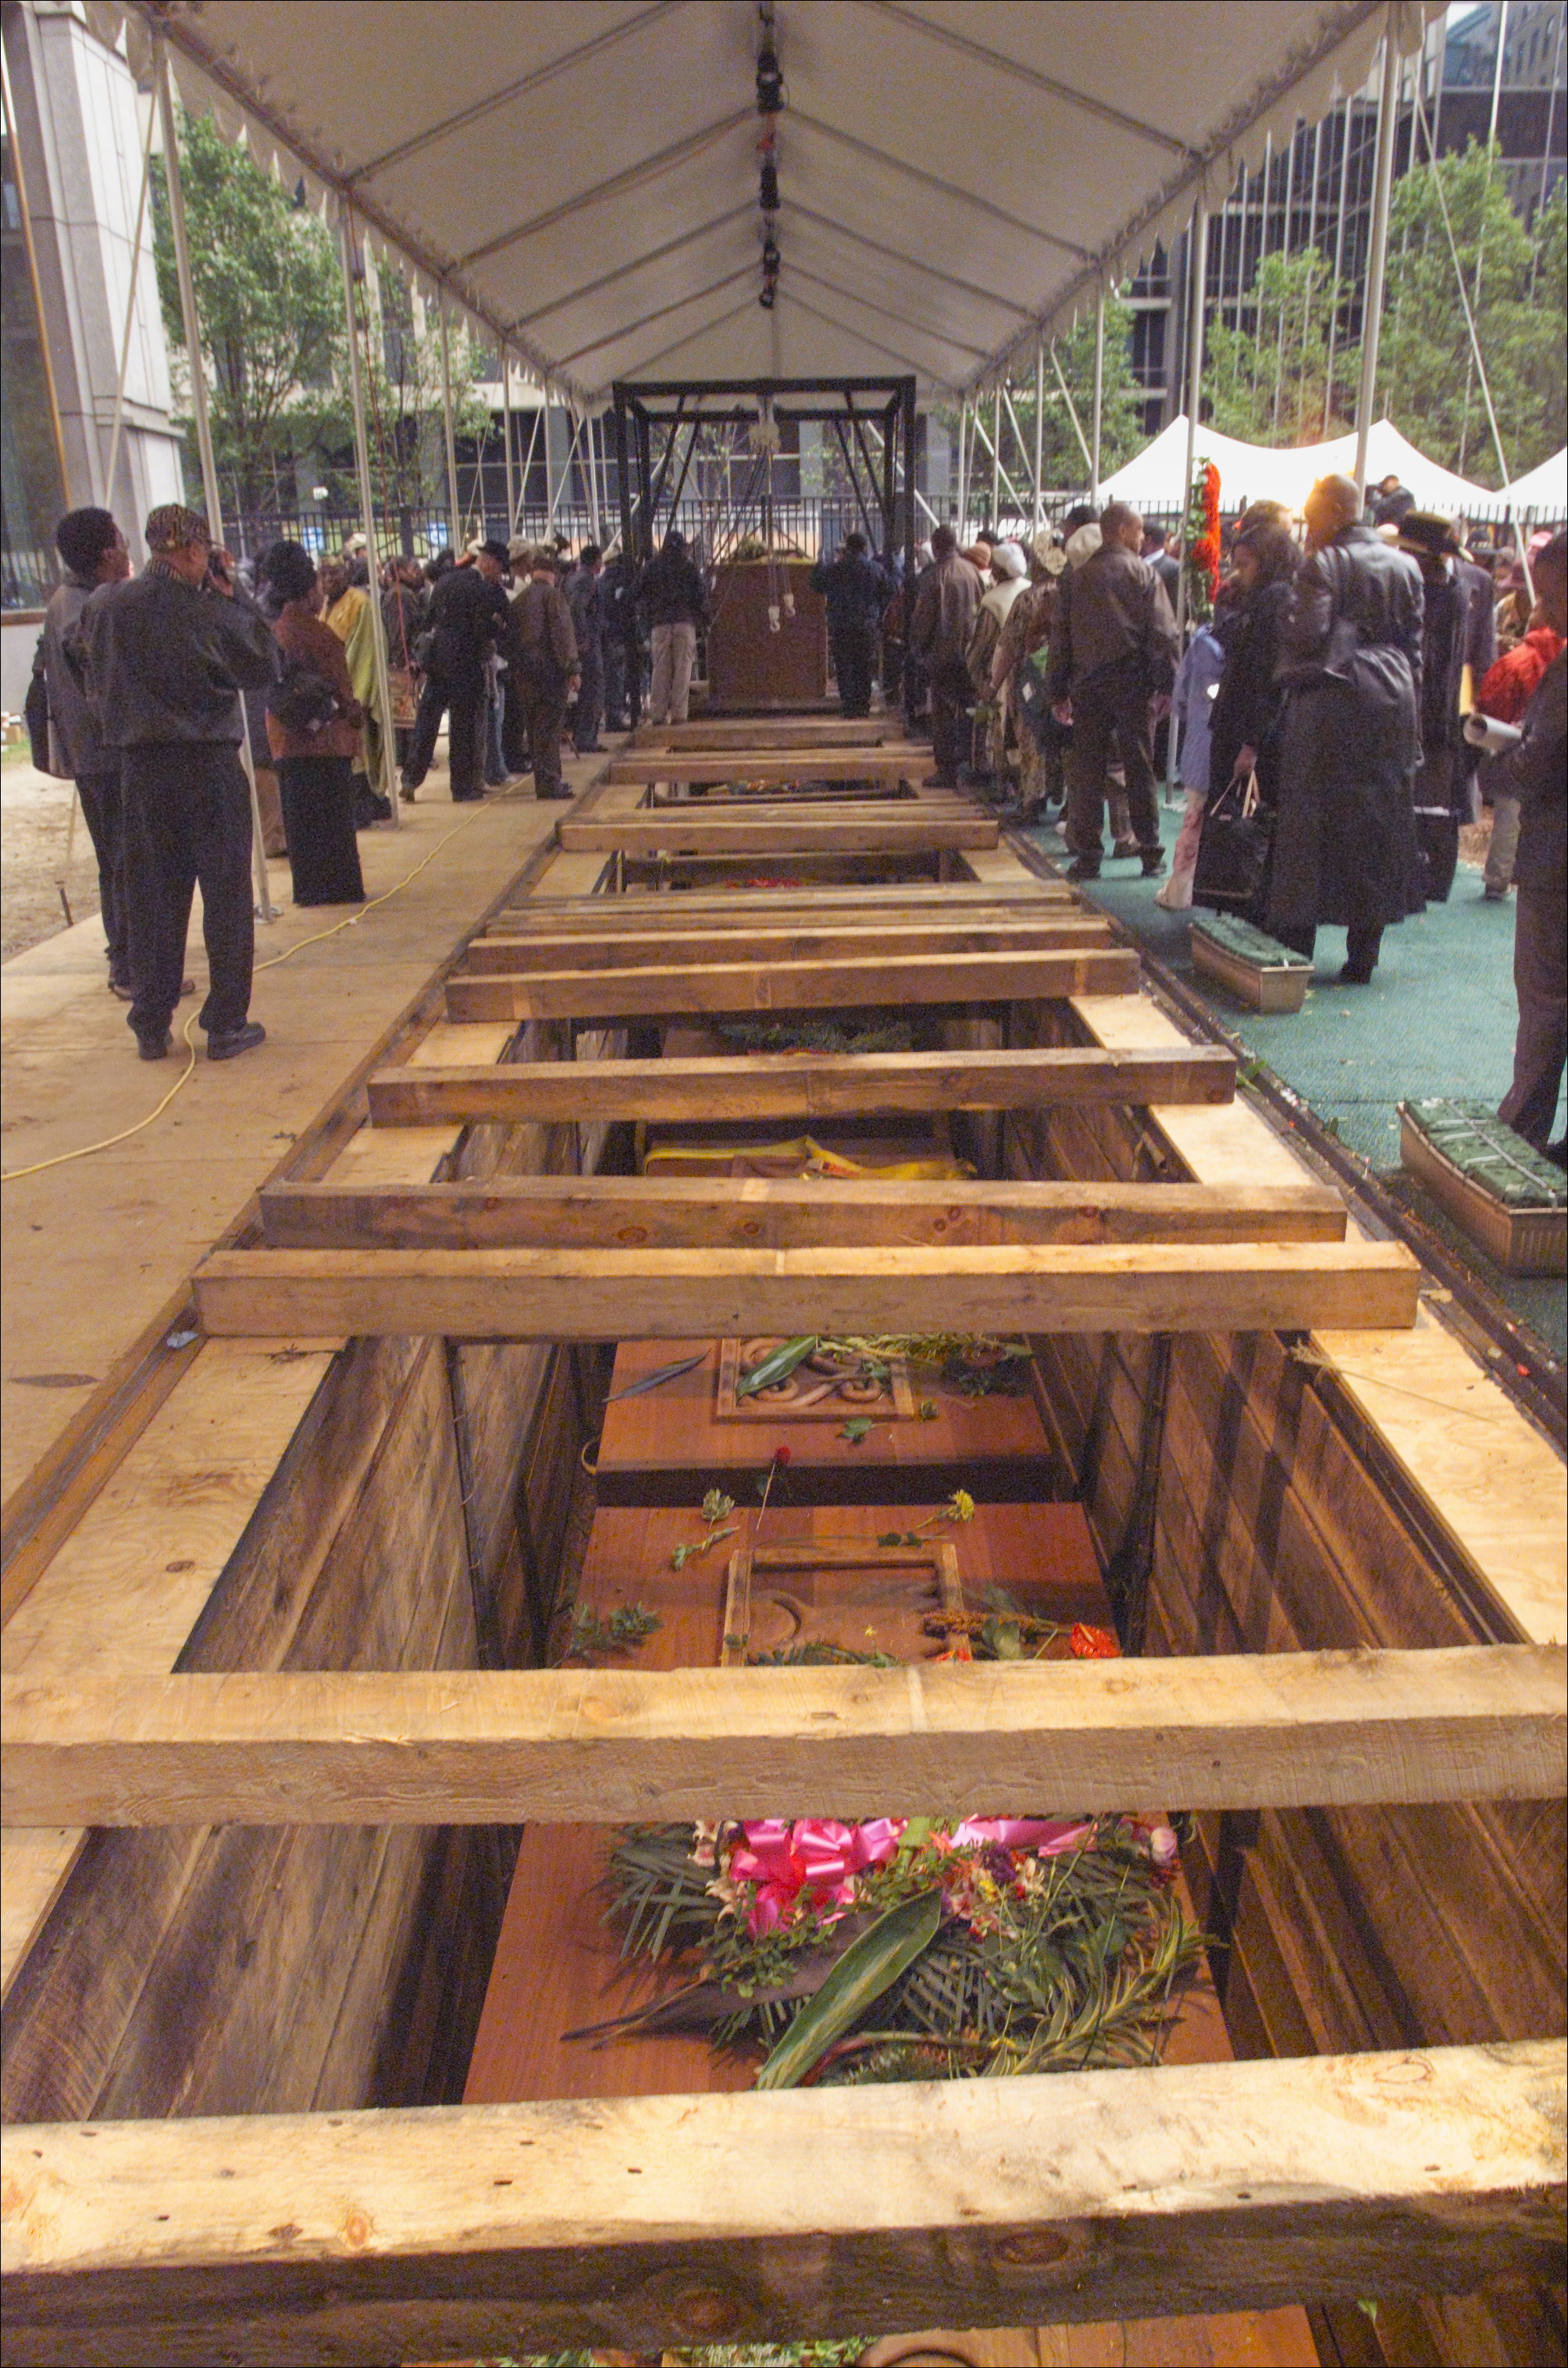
[{"x1": 76, "y1": 503, "x2": 277, "y2": 1061}]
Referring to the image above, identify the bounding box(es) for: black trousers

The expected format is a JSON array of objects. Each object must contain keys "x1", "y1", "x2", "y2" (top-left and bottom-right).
[
  {"x1": 515, "y1": 672, "x2": 570, "y2": 795},
  {"x1": 927, "y1": 654, "x2": 974, "y2": 785},
  {"x1": 75, "y1": 764, "x2": 128, "y2": 986},
  {"x1": 404, "y1": 666, "x2": 486, "y2": 800},
  {"x1": 1274, "y1": 917, "x2": 1385, "y2": 978},
  {"x1": 574, "y1": 640, "x2": 604, "y2": 751},
  {"x1": 120, "y1": 742, "x2": 255, "y2": 1040},
  {"x1": 277, "y1": 755, "x2": 365, "y2": 908},
  {"x1": 1500, "y1": 886, "x2": 1567, "y2": 1148},
  {"x1": 830, "y1": 624, "x2": 877, "y2": 719},
  {"x1": 1064, "y1": 657, "x2": 1161, "y2": 861},
  {"x1": 603, "y1": 633, "x2": 627, "y2": 729}
]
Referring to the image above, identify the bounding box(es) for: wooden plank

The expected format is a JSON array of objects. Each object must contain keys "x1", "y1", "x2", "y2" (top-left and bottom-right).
[
  {"x1": 2, "y1": 1646, "x2": 1559, "y2": 1828},
  {"x1": 632, "y1": 715, "x2": 897, "y2": 747},
  {"x1": 258, "y1": 1177, "x2": 1349, "y2": 1253},
  {"x1": 463, "y1": 919, "x2": 1112, "y2": 972},
  {"x1": 190, "y1": 1240, "x2": 1420, "y2": 1344},
  {"x1": 445, "y1": 946, "x2": 1139, "y2": 1023},
  {"x1": 5, "y1": 2044, "x2": 1559, "y2": 2366},
  {"x1": 607, "y1": 747, "x2": 923, "y2": 784},
  {"x1": 491, "y1": 881, "x2": 1074, "y2": 926},
  {"x1": 558, "y1": 814, "x2": 1000, "y2": 854},
  {"x1": 365, "y1": 1046, "x2": 1237, "y2": 1127}
]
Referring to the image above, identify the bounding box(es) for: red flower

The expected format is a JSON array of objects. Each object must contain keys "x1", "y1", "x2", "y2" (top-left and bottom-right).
[
  {"x1": 772, "y1": 1445, "x2": 792, "y2": 1467},
  {"x1": 1069, "y1": 1621, "x2": 1121, "y2": 1660}
]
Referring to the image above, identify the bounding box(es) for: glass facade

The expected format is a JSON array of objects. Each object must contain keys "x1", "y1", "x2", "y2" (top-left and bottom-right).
[{"x1": 2, "y1": 71, "x2": 66, "y2": 614}]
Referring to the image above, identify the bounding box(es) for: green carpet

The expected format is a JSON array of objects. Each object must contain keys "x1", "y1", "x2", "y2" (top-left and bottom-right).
[{"x1": 1025, "y1": 808, "x2": 1566, "y2": 1356}]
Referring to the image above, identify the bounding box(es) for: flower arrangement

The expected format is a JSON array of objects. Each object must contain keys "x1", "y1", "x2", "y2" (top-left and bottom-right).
[
  {"x1": 578, "y1": 1807, "x2": 1197, "y2": 2088},
  {"x1": 1184, "y1": 457, "x2": 1222, "y2": 622}
]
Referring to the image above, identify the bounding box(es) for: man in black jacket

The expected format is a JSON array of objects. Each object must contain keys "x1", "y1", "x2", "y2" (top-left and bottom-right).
[
  {"x1": 638, "y1": 531, "x2": 707, "y2": 724},
  {"x1": 1045, "y1": 502, "x2": 1178, "y2": 879},
  {"x1": 810, "y1": 530, "x2": 891, "y2": 717},
  {"x1": 1267, "y1": 475, "x2": 1424, "y2": 983},
  {"x1": 401, "y1": 541, "x2": 510, "y2": 802},
  {"x1": 37, "y1": 507, "x2": 132, "y2": 995},
  {"x1": 76, "y1": 503, "x2": 276, "y2": 1061}
]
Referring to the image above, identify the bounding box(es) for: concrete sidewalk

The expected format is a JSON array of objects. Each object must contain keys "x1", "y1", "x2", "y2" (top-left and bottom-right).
[{"x1": 1, "y1": 754, "x2": 606, "y2": 1501}]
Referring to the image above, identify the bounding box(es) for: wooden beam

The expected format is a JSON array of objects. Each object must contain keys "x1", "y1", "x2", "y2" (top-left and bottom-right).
[
  {"x1": 257, "y1": 1176, "x2": 1350, "y2": 1253},
  {"x1": 444, "y1": 946, "x2": 1139, "y2": 1023},
  {"x1": 632, "y1": 715, "x2": 897, "y2": 745},
  {"x1": 461, "y1": 918, "x2": 1114, "y2": 971},
  {"x1": 3, "y1": 1645, "x2": 1557, "y2": 1825},
  {"x1": 189, "y1": 1241, "x2": 1420, "y2": 1343},
  {"x1": 606, "y1": 749, "x2": 923, "y2": 784},
  {"x1": 4, "y1": 2044, "x2": 1561, "y2": 2365},
  {"x1": 364, "y1": 1046, "x2": 1238, "y2": 1127},
  {"x1": 490, "y1": 881, "x2": 1076, "y2": 927},
  {"x1": 557, "y1": 815, "x2": 1000, "y2": 853}
]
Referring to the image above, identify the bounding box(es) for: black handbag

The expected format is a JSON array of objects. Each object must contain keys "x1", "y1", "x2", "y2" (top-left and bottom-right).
[{"x1": 1193, "y1": 769, "x2": 1271, "y2": 911}]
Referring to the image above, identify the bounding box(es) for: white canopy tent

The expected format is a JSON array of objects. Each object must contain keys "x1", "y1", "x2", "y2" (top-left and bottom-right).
[
  {"x1": 1099, "y1": 415, "x2": 1499, "y2": 516},
  {"x1": 88, "y1": 0, "x2": 1439, "y2": 403},
  {"x1": 1506, "y1": 449, "x2": 1568, "y2": 522}
]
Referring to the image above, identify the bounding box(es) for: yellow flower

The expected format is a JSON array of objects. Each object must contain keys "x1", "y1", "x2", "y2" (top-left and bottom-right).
[{"x1": 946, "y1": 1489, "x2": 975, "y2": 1523}]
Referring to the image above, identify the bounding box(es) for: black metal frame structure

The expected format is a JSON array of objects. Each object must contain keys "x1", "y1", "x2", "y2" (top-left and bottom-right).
[{"x1": 611, "y1": 376, "x2": 918, "y2": 713}]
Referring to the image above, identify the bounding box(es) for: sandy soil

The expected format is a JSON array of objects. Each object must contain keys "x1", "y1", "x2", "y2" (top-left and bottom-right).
[{"x1": 1, "y1": 751, "x2": 105, "y2": 965}]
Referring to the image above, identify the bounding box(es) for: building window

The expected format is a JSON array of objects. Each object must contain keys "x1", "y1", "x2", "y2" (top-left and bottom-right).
[{"x1": 2, "y1": 81, "x2": 67, "y2": 614}]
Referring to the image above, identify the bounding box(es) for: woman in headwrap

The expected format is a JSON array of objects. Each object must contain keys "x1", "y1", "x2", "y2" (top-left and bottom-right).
[
  {"x1": 967, "y1": 540, "x2": 1029, "y2": 784},
  {"x1": 323, "y1": 552, "x2": 386, "y2": 820},
  {"x1": 990, "y1": 535, "x2": 1066, "y2": 820},
  {"x1": 1192, "y1": 515, "x2": 1299, "y2": 913},
  {"x1": 260, "y1": 541, "x2": 366, "y2": 908}
]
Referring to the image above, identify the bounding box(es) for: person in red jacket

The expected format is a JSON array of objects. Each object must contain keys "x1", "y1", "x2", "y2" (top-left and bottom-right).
[{"x1": 1477, "y1": 609, "x2": 1566, "y2": 900}]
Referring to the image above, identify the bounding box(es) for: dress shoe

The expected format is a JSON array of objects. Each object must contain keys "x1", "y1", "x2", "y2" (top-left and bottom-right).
[
  {"x1": 1111, "y1": 837, "x2": 1141, "y2": 860},
  {"x1": 206, "y1": 1019, "x2": 267, "y2": 1061},
  {"x1": 1140, "y1": 850, "x2": 1167, "y2": 877},
  {"x1": 1337, "y1": 962, "x2": 1375, "y2": 985},
  {"x1": 135, "y1": 1029, "x2": 173, "y2": 1060},
  {"x1": 1064, "y1": 856, "x2": 1102, "y2": 883},
  {"x1": 109, "y1": 977, "x2": 134, "y2": 1001}
]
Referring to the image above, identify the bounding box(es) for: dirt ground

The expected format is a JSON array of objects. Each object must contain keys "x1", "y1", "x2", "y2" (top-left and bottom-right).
[{"x1": 1, "y1": 748, "x2": 104, "y2": 964}]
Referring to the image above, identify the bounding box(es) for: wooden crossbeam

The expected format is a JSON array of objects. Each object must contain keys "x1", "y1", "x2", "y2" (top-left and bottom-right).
[
  {"x1": 461, "y1": 918, "x2": 1113, "y2": 971},
  {"x1": 632, "y1": 715, "x2": 896, "y2": 745},
  {"x1": 189, "y1": 1241, "x2": 1420, "y2": 1341},
  {"x1": 557, "y1": 814, "x2": 1000, "y2": 853},
  {"x1": 364, "y1": 1046, "x2": 1236, "y2": 1126},
  {"x1": 257, "y1": 1177, "x2": 1350, "y2": 1253},
  {"x1": 607, "y1": 748, "x2": 922, "y2": 784},
  {"x1": 5, "y1": 2044, "x2": 1562, "y2": 2365},
  {"x1": 2, "y1": 1646, "x2": 1557, "y2": 1825},
  {"x1": 444, "y1": 946, "x2": 1139, "y2": 1023},
  {"x1": 490, "y1": 881, "x2": 1075, "y2": 927}
]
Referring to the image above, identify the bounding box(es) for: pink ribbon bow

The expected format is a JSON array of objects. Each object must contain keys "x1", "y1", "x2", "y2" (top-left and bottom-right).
[
  {"x1": 942, "y1": 1817, "x2": 1095, "y2": 1854},
  {"x1": 729, "y1": 1817, "x2": 905, "y2": 1935}
]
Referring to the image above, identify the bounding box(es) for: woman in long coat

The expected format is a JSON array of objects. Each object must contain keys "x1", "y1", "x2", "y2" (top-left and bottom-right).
[
  {"x1": 1265, "y1": 476, "x2": 1424, "y2": 983},
  {"x1": 262, "y1": 544, "x2": 367, "y2": 908}
]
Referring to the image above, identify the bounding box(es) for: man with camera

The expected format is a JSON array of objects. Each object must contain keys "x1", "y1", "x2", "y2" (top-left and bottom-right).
[{"x1": 76, "y1": 502, "x2": 277, "y2": 1061}]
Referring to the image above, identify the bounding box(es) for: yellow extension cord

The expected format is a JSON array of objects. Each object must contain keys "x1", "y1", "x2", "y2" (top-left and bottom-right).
[{"x1": 1, "y1": 805, "x2": 486, "y2": 1183}]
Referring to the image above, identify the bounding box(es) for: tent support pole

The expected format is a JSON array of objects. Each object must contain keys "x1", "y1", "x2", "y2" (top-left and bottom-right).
[
  {"x1": 155, "y1": 33, "x2": 276, "y2": 922},
  {"x1": 1032, "y1": 337, "x2": 1045, "y2": 533},
  {"x1": 1271, "y1": 119, "x2": 1298, "y2": 433},
  {"x1": 1048, "y1": 342, "x2": 1095, "y2": 484},
  {"x1": 1169, "y1": 194, "x2": 1209, "y2": 800},
  {"x1": 104, "y1": 77, "x2": 158, "y2": 512},
  {"x1": 502, "y1": 345, "x2": 515, "y2": 541},
  {"x1": 543, "y1": 385, "x2": 558, "y2": 529},
  {"x1": 440, "y1": 291, "x2": 461, "y2": 547},
  {"x1": 1353, "y1": 19, "x2": 1401, "y2": 499},
  {"x1": 1090, "y1": 288, "x2": 1106, "y2": 508},
  {"x1": 955, "y1": 397, "x2": 968, "y2": 530},
  {"x1": 337, "y1": 204, "x2": 400, "y2": 827},
  {"x1": 991, "y1": 383, "x2": 1001, "y2": 527},
  {"x1": 1324, "y1": 95, "x2": 1353, "y2": 433}
]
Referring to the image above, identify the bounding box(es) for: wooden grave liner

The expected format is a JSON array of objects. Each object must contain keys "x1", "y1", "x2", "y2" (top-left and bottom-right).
[{"x1": 2, "y1": 740, "x2": 1564, "y2": 2367}]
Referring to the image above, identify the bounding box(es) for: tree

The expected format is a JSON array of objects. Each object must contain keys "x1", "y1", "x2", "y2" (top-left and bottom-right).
[
  {"x1": 1204, "y1": 247, "x2": 1359, "y2": 444},
  {"x1": 152, "y1": 109, "x2": 343, "y2": 515},
  {"x1": 351, "y1": 265, "x2": 492, "y2": 527},
  {"x1": 1376, "y1": 141, "x2": 1565, "y2": 488}
]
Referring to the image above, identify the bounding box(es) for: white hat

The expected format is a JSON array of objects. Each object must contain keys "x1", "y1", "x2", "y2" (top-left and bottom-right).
[
  {"x1": 1065, "y1": 522, "x2": 1103, "y2": 569},
  {"x1": 990, "y1": 540, "x2": 1027, "y2": 580}
]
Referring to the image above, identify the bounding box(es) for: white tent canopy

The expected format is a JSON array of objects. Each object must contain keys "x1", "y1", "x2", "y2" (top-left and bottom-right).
[
  {"x1": 1099, "y1": 415, "x2": 1500, "y2": 515},
  {"x1": 1505, "y1": 449, "x2": 1568, "y2": 520},
  {"x1": 91, "y1": 0, "x2": 1438, "y2": 401}
]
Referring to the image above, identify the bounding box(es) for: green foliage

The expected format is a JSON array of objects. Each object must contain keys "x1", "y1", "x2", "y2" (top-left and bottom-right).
[
  {"x1": 154, "y1": 105, "x2": 491, "y2": 521},
  {"x1": 755, "y1": 1888, "x2": 943, "y2": 2088},
  {"x1": 153, "y1": 110, "x2": 343, "y2": 511},
  {"x1": 563, "y1": 1602, "x2": 661, "y2": 1660},
  {"x1": 1206, "y1": 247, "x2": 1358, "y2": 444},
  {"x1": 1377, "y1": 141, "x2": 1566, "y2": 487},
  {"x1": 935, "y1": 293, "x2": 1146, "y2": 513}
]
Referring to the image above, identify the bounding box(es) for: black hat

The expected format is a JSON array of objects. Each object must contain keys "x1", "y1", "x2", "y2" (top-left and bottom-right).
[{"x1": 1396, "y1": 511, "x2": 1461, "y2": 561}]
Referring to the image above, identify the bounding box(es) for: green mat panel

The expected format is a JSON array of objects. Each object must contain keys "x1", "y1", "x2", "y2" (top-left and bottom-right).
[
  {"x1": 1401, "y1": 1098, "x2": 1566, "y2": 1208},
  {"x1": 1192, "y1": 914, "x2": 1311, "y2": 969}
]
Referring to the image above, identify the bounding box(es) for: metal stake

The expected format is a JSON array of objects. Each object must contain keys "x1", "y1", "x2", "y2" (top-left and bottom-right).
[
  {"x1": 1353, "y1": 20, "x2": 1402, "y2": 497},
  {"x1": 337, "y1": 203, "x2": 400, "y2": 826},
  {"x1": 155, "y1": 35, "x2": 276, "y2": 921}
]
